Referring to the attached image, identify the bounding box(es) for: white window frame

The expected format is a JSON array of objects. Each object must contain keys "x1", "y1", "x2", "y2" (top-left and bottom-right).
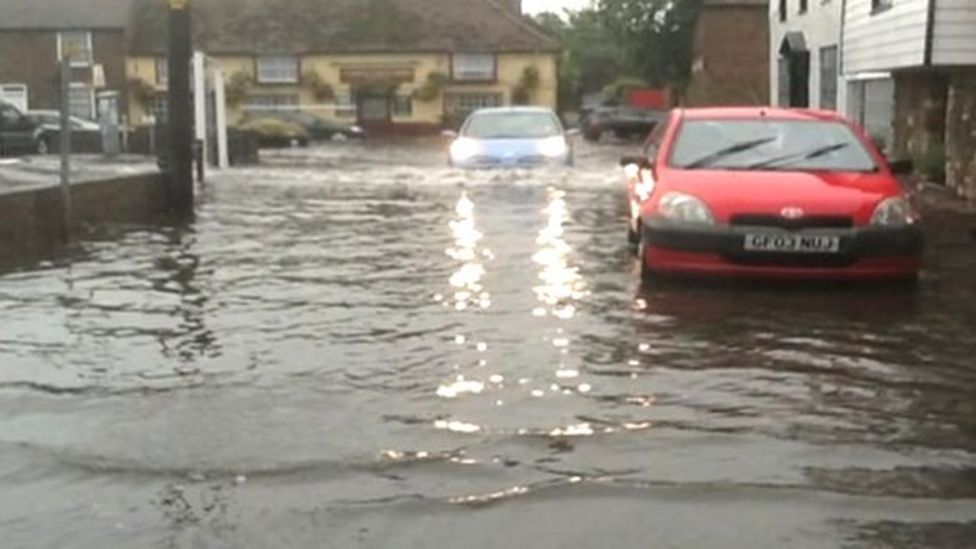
[
  {"x1": 0, "y1": 83, "x2": 29, "y2": 111},
  {"x1": 68, "y1": 82, "x2": 95, "y2": 119},
  {"x1": 451, "y1": 54, "x2": 496, "y2": 82},
  {"x1": 57, "y1": 31, "x2": 93, "y2": 67},
  {"x1": 256, "y1": 56, "x2": 300, "y2": 84},
  {"x1": 156, "y1": 57, "x2": 169, "y2": 86},
  {"x1": 819, "y1": 45, "x2": 839, "y2": 111}
]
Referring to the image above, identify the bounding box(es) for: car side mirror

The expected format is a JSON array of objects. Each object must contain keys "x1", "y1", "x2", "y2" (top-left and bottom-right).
[
  {"x1": 619, "y1": 155, "x2": 648, "y2": 168},
  {"x1": 441, "y1": 129, "x2": 458, "y2": 138},
  {"x1": 888, "y1": 159, "x2": 914, "y2": 175}
]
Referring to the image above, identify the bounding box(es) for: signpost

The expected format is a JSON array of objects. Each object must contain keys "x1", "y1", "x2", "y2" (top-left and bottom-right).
[
  {"x1": 167, "y1": 0, "x2": 194, "y2": 219},
  {"x1": 58, "y1": 60, "x2": 73, "y2": 241}
]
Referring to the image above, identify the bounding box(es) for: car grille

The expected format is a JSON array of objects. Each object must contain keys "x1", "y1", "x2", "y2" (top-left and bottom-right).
[
  {"x1": 471, "y1": 156, "x2": 500, "y2": 165},
  {"x1": 470, "y1": 155, "x2": 547, "y2": 166},
  {"x1": 730, "y1": 214, "x2": 853, "y2": 230}
]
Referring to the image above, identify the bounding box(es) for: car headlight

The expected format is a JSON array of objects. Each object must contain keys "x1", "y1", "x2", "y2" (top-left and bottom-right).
[
  {"x1": 538, "y1": 136, "x2": 569, "y2": 158},
  {"x1": 870, "y1": 196, "x2": 916, "y2": 226},
  {"x1": 635, "y1": 169, "x2": 656, "y2": 201},
  {"x1": 450, "y1": 138, "x2": 479, "y2": 161},
  {"x1": 657, "y1": 192, "x2": 714, "y2": 225}
]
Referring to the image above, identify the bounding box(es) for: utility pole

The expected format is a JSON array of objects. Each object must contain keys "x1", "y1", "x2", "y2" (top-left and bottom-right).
[
  {"x1": 167, "y1": 0, "x2": 194, "y2": 219},
  {"x1": 58, "y1": 59, "x2": 73, "y2": 241}
]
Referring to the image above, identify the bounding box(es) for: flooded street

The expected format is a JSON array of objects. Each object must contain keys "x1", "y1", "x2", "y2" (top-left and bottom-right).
[{"x1": 2, "y1": 139, "x2": 975, "y2": 548}]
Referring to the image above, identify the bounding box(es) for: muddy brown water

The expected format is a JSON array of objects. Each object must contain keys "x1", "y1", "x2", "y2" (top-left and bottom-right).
[{"x1": 1, "y1": 140, "x2": 975, "y2": 548}]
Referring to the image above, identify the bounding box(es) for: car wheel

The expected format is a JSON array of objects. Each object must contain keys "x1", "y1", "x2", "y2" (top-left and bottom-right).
[
  {"x1": 627, "y1": 219, "x2": 640, "y2": 249},
  {"x1": 637, "y1": 238, "x2": 655, "y2": 282}
]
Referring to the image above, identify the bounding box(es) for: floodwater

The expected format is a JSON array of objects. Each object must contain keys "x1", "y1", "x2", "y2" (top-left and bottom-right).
[{"x1": 1, "y1": 139, "x2": 975, "y2": 548}]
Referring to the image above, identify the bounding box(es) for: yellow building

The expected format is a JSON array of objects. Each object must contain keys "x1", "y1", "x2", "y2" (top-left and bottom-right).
[{"x1": 125, "y1": 0, "x2": 559, "y2": 133}]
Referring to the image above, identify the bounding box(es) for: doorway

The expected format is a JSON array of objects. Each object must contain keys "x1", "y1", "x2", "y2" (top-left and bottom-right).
[{"x1": 356, "y1": 92, "x2": 392, "y2": 132}]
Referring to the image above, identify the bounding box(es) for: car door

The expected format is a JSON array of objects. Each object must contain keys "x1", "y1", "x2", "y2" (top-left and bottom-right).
[{"x1": 0, "y1": 103, "x2": 34, "y2": 154}]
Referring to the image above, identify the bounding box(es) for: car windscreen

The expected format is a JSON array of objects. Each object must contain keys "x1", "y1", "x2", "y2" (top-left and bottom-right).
[
  {"x1": 669, "y1": 119, "x2": 878, "y2": 172},
  {"x1": 462, "y1": 112, "x2": 562, "y2": 139}
]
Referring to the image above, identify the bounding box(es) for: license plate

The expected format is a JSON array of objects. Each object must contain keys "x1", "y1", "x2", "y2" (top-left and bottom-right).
[{"x1": 744, "y1": 233, "x2": 840, "y2": 253}]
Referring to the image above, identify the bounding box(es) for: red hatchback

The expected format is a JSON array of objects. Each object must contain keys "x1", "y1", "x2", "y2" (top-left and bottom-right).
[{"x1": 621, "y1": 107, "x2": 923, "y2": 281}]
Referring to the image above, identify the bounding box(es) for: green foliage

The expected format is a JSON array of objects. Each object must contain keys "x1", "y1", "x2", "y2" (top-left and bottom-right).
[
  {"x1": 535, "y1": 0, "x2": 703, "y2": 109},
  {"x1": 225, "y1": 73, "x2": 254, "y2": 107},
  {"x1": 534, "y1": 9, "x2": 632, "y2": 110},
  {"x1": 127, "y1": 77, "x2": 156, "y2": 105},
  {"x1": 413, "y1": 72, "x2": 449, "y2": 102},
  {"x1": 917, "y1": 144, "x2": 946, "y2": 184},
  {"x1": 303, "y1": 71, "x2": 335, "y2": 102},
  {"x1": 512, "y1": 66, "x2": 541, "y2": 105}
]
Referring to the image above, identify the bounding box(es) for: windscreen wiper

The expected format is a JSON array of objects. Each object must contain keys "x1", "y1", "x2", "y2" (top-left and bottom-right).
[
  {"x1": 684, "y1": 136, "x2": 777, "y2": 169},
  {"x1": 747, "y1": 142, "x2": 850, "y2": 170}
]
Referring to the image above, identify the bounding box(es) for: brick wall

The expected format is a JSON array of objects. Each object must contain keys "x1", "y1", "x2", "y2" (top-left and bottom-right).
[
  {"x1": 684, "y1": 6, "x2": 770, "y2": 107},
  {"x1": 0, "y1": 172, "x2": 168, "y2": 270},
  {"x1": 0, "y1": 31, "x2": 60, "y2": 109},
  {"x1": 945, "y1": 69, "x2": 976, "y2": 200},
  {"x1": 0, "y1": 29, "x2": 128, "y2": 114}
]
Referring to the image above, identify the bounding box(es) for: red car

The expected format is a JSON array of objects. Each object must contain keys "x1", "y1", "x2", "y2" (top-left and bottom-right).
[{"x1": 621, "y1": 107, "x2": 923, "y2": 281}]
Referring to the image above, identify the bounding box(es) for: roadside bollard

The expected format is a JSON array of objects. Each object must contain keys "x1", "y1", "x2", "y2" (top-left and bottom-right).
[{"x1": 193, "y1": 139, "x2": 204, "y2": 182}]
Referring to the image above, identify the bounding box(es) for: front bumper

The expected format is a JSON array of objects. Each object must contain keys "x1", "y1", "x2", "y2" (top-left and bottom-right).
[
  {"x1": 641, "y1": 218, "x2": 923, "y2": 280},
  {"x1": 451, "y1": 153, "x2": 571, "y2": 169}
]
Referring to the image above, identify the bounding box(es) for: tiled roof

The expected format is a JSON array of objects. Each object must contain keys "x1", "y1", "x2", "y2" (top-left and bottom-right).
[
  {"x1": 128, "y1": 0, "x2": 560, "y2": 54},
  {"x1": 0, "y1": 0, "x2": 133, "y2": 29}
]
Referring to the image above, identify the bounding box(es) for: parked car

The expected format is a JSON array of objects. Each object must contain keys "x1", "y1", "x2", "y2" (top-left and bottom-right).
[
  {"x1": 581, "y1": 105, "x2": 664, "y2": 141},
  {"x1": 621, "y1": 107, "x2": 923, "y2": 281},
  {"x1": 238, "y1": 117, "x2": 310, "y2": 148},
  {"x1": 446, "y1": 106, "x2": 577, "y2": 168},
  {"x1": 0, "y1": 101, "x2": 44, "y2": 156},
  {"x1": 24, "y1": 110, "x2": 101, "y2": 154},
  {"x1": 258, "y1": 111, "x2": 366, "y2": 141}
]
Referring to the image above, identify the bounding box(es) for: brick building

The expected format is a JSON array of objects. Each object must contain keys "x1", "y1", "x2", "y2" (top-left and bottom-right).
[
  {"x1": 685, "y1": 0, "x2": 770, "y2": 107},
  {"x1": 0, "y1": 0, "x2": 131, "y2": 120}
]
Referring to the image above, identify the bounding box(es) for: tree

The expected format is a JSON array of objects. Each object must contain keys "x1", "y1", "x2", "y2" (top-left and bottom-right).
[
  {"x1": 596, "y1": 0, "x2": 704, "y2": 96},
  {"x1": 534, "y1": 9, "x2": 632, "y2": 110}
]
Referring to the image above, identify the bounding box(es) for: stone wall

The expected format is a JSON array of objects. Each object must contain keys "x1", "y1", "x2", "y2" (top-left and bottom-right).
[
  {"x1": 0, "y1": 172, "x2": 168, "y2": 270},
  {"x1": 946, "y1": 70, "x2": 976, "y2": 200},
  {"x1": 892, "y1": 70, "x2": 948, "y2": 163}
]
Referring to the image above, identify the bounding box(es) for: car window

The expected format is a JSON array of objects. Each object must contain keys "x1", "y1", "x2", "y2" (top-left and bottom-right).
[
  {"x1": 641, "y1": 116, "x2": 667, "y2": 158},
  {"x1": 1, "y1": 105, "x2": 23, "y2": 125},
  {"x1": 462, "y1": 112, "x2": 562, "y2": 139},
  {"x1": 669, "y1": 119, "x2": 877, "y2": 172}
]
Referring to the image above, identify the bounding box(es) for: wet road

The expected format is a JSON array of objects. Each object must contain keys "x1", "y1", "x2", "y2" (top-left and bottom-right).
[{"x1": 1, "y1": 140, "x2": 975, "y2": 548}]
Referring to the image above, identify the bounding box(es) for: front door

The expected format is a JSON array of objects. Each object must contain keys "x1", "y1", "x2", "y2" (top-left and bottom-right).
[
  {"x1": 787, "y1": 52, "x2": 810, "y2": 108},
  {"x1": 357, "y1": 93, "x2": 391, "y2": 131}
]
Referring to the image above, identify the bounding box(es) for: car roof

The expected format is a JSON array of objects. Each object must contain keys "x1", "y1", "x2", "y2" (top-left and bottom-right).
[
  {"x1": 678, "y1": 107, "x2": 848, "y2": 122},
  {"x1": 470, "y1": 106, "x2": 556, "y2": 115}
]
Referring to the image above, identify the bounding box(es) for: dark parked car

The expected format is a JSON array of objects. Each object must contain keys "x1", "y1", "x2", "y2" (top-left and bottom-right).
[
  {"x1": 25, "y1": 110, "x2": 100, "y2": 154},
  {"x1": 581, "y1": 106, "x2": 665, "y2": 142},
  {"x1": 258, "y1": 111, "x2": 366, "y2": 141},
  {"x1": 0, "y1": 101, "x2": 44, "y2": 156}
]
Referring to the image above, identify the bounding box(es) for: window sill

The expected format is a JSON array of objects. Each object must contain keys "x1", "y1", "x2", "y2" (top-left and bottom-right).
[
  {"x1": 451, "y1": 78, "x2": 497, "y2": 85},
  {"x1": 255, "y1": 81, "x2": 300, "y2": 87}
]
